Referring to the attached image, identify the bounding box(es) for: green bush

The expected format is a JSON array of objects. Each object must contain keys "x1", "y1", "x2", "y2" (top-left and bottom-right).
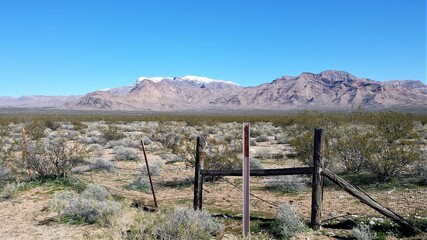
[
  {"x1": 23, "y1": 136, "x2": 88, "y2": 178},
  {"x1": 363, "y1": 139, "x2": 422, "y2": 182},
  {"x1": 127, "y1": 176, "x2": 150, "y2": 192},
  {"x1": 25, "y1": 121, "x2": 46, "y2": 140},
  {"x1": 205, "y1": 140, "x2": 241, "y2": 171},
  {"x1": 289, "y1": 112, "x2": 424, "y2": 183},
  {"x1": 101, "y1": 125, "x2": 126, "y2": 141}
]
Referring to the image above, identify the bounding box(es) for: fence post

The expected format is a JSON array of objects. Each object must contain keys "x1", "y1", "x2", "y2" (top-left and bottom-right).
[
  {"x1": 141, "y1": 140, "x2": 158, "y2": 208},
  {"x1": 243, "y1": 123, "x2": 250, "y2": 238},
  {"x1": 311, "y1": 128, "x2": 324, "y2": 230},
  {"x1": 193, "y1": 136, "x2": 205, "y2": 210}
]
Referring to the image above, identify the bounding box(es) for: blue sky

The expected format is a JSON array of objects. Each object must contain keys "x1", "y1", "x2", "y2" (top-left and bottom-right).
[{"x1": 0, "y1": 0, "x2": 425, "y2": 97}]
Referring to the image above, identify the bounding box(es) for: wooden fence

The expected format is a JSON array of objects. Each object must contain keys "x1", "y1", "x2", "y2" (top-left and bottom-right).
[{"x1": 193, "y1": 128, "x2": 418, "y2": 234}]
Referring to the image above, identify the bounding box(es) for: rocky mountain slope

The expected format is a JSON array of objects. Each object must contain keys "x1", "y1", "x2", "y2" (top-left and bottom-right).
[{"x1": 65, "y1": 71, "x2": 427, "y2": 111}]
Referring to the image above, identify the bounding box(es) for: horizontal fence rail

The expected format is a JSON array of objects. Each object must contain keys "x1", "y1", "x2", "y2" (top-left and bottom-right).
[{"x1": 201, "y1": 167, "x2": 314, "y2": 177}]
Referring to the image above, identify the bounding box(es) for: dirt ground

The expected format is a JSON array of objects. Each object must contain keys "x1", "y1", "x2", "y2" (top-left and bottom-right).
[{"x1": 1, "y1": 143, "x2": 426, "y2": 240}]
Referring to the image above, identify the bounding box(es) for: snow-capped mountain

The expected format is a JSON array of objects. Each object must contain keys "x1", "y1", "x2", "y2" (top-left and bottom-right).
[
  {"x1": 1, "y1": 71, "x2": 425, "y2": 112},
  {"x1": 65, "y1": 71, "x2": 427, "y2": 111},
  {"x1": 99, "y1": 75, "x2": 241, "y2": 96}
]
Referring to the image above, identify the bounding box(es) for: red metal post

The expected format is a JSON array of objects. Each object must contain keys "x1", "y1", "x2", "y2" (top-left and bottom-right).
[{"x1": 243, "y1": 123, "x2": 250, "y2": 238}]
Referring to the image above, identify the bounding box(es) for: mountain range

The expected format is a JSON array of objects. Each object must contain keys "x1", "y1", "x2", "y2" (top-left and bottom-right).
[{"x1": 1, "y1": 70, "x2": 426, "y2": 112}]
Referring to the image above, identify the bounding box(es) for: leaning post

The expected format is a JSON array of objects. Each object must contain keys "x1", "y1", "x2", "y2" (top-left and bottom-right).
[
  {"x1": 193, "y1": 136, "x2": 205, "y2": 210},
  {"x1": 141, "y1": 140, "x2": 158, "y2": 208},
  {"x1": 311, "y1": 128, "x2": 324, "y2": 230}
]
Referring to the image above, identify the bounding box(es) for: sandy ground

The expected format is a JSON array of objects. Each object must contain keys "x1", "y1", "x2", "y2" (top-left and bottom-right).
[{"x1": 1, "y1": 143, "x2": 426, "y2": 239}]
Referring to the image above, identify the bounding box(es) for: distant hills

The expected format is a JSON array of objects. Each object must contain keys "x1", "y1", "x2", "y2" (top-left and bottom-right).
[{"x1": 1, "y1": 71, "x2": 426, "y2": 112}]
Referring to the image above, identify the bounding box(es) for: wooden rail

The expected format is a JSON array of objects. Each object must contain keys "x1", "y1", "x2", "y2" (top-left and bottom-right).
[
  {"x1": 322, "y1": 168, "x2": 418, "y2": 234},
  {"x1": 193, "y1": 127, "x2": 419, "y2": 235},
  {"x1": 201, "y1": 167, "x2": 314, "y2": 177}
]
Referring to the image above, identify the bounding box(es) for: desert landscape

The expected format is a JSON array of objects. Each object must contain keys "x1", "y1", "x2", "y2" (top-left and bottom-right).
[
  {"x1": 1, "y1": 1, "x2": 425, "y2": 239},
  {"x1": 0, "y1": 112, "x2": 426, "y2": 239}
]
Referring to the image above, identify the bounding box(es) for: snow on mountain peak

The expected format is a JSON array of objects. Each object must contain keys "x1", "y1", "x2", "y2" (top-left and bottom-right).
[
  {"x1": 180, "y1": 75, "x2": 240, "y2": 85},
  {"x1": 137, "y1": 76, "x2": 173, "y2": 83},
  {"x1": 136, "y1": 75, "x2": 240, "y2": 86}
]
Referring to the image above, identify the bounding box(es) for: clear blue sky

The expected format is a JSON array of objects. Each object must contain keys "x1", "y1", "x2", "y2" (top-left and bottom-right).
[{"x1": 0, "y1": 0, "x2": 425, "y2": 97}]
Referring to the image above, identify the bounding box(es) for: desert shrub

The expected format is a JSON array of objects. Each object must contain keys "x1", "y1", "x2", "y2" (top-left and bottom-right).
[
  {"x1": 22, "y1": 136, "x2": 88, "y2": 178},
  {"x1": 126, "y1": 206, "x2": 223, "y2": 239},
  {"x1": 205, "y1": 141, "x2": 241, "y2": 171},
  {"x1": 223, "y1": 134, "x2": 235, "y2": 144},
  {"x1": 330, "y1": 128, "x2": 371, "y2": 173},
  {"x1": 0, "y1": 165, "x2": 10, "y2": 182},
  {"x1": 290, "y1": 116, "x2": 424, "y2": 182},
  {"x1": 413, "y1": 164, "x2": 427, "y2": 185},
  {"x1": 101, "y1": 125, "x2": 126, "y2": 142},
  {"x1": 127, "y1": 176, "x2": 150, "y2": 192},
  {"x1": 106, "y1": 138, "x2": 139, "y2": 149},
  {"x1": 0, "y1": 182, "x2": 18, "y2": 200},
  {"x1": 87, "y1": 143, "x2": 103, "y2": 157},
  {"x1": 249, "y1": 157, "x2": 263, "y2": 169},
  {"x1": 0, "y1": 125, "x2": 14, "y2": 161},
  {"x1": 150, "y1": 122, "x2": 186, "y2": 150},
  {"x1": 289, "y1": 131, "x2": 314, "y2": 165},
  {"x1": 65, "y1": 130, "x2": 81, "y2": 140},
  {"x1": 273, "y1": 203, "x2": 305, "y2": 239},
  {"x1": 264, "y1": 175, "x2": 306, "y2": 193},
  {"x1": 81, "y1": 184, "x2": 110, "y2": 201},
  {"x1": 44, "y1": 119, "x2": 60, "y2": 131},
  {"x1": 205, "y1": 126, "x2": 218, "y2": 134},
  {"x1": 352, "y1": 224, "x2": 373, "y2": 240},
  {"x1": 374, "y1": 111, "x2": 416, "y2": 143},
  {"x1": 139, "y1": 161, "x2": 164, "y2": 176},
  {"x1": 60, "y1": 122, "x2": 74, "y2": 130},
  {"x1": 256, "y1": 148, "x2": 271, "y2": 160},
  {"x1": 255, "y1": 134, "x2": 269, "y2": 142},
  {"x1": 89, "y1": 159, "x2": 116, "y2": 173},
  {"x1": 48, "y1": 184, "x2": 121, "y2": 226},
  {"x1": 275, "y1": 134, "x2": 290, "y2": 144},
  {"x1": 141, "y1": 136, "x2": 152, "y2": 145},
  {"x1": 113, "y1": 146, "x2": 139, "y2": 161},
  {"x1": 160, "y1": 153, "x2": 183, "y2": 164},
  {"x1": 70, "y1": 121, "x2": 87, "y2": 131},
  {"x1": 156, "y1": 207, "x2": 223, "y2": 239},
  {"x1": 25, "y1": 121, "x2": 46, "y2": 140},
  {"x1": 250, "y1": 128, "x2": 263, "y2": 138},
  {"x1": 363, "y1": 139, "x2": 422, "y2": 182}
]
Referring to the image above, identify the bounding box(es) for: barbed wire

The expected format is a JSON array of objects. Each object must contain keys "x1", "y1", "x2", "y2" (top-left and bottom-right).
[{"x1": 217, "y1": 176, "x2": 279, "y2": 208}]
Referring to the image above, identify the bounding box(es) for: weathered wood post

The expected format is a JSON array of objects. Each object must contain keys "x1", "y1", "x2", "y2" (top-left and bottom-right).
[
  {"x1": 243, "y1": 123, "x2": 250, "y2": 238},
  {"x1": 311, "y1": 128, "x2": 324, "y2": 230},
  {"x1": 322, "y1": 168, "x2": 418, "y2": 234},
  {"x1": 193, "y1": 136, "x2": 205, "y2": 210}
]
